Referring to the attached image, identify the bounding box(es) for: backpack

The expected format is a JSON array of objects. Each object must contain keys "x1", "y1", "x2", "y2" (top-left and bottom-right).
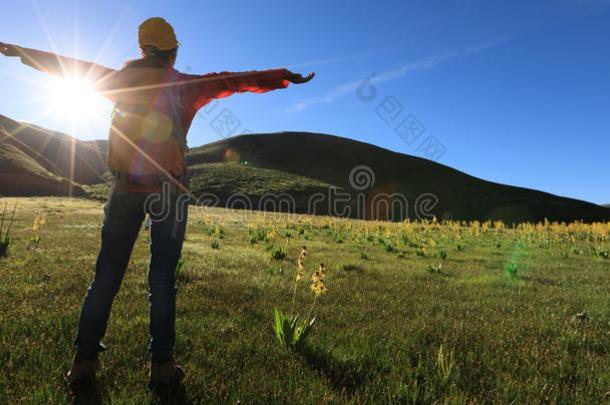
[{"x1": 106, "y1": 60, "x2": 188, "y2": 183}]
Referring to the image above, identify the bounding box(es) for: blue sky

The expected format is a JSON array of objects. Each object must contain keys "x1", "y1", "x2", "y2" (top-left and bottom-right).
[{"x1": 1, "y1": 0, "x2": 609, "y2": 204}]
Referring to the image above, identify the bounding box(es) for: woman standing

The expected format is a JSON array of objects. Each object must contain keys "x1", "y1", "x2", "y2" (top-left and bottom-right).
[{"x1": 1, "y1": 17, "x2": 314, "y2": 393}]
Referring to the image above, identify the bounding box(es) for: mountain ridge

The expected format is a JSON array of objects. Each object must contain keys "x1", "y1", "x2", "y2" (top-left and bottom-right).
[
  {"x1": 1, "y1": 114, "x2": 608, "y2": 223},
  {"x1": 186, "y1": 132, "x2": 609, "y2": 222},
  {"x1": 190, "y1": 131, "x2": 604, "y2": 208}
]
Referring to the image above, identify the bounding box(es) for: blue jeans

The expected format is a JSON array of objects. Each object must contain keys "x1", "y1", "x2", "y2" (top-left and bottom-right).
[{"x1": 74, "y1": 179, "x2": 189, "y2": 363}]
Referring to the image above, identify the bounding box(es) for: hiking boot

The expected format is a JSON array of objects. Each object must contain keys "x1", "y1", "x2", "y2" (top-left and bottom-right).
[
  {"x1": 65, "y1": 354, "x2": 99, "y2": 394},
  {"x1": 149, "y1": 357, "x2": 185, "y2": 391}
]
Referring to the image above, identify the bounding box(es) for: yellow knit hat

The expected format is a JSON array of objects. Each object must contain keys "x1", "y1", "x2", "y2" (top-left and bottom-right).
[{"x1": 138, "y1": 17, "x2": 179, "y2": 51}]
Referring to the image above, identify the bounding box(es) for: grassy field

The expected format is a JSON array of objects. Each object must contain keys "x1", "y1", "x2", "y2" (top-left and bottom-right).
[{"x1": 1, "y1": 197, "x2": 610, "y2": 403}]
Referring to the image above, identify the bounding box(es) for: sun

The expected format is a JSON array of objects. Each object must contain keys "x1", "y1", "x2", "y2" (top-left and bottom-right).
[{"x1": 45, "y1": 76, "x2": 107, "y2": 127}]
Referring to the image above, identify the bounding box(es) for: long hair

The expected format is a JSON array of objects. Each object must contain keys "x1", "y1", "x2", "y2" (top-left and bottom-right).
[{"x1": 123, "y1": 45, "x2": 178, "y2": 69}]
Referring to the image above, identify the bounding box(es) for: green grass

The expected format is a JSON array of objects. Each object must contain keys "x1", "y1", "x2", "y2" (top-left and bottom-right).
[
  {"x1": 80, "y1": 162, "x2": 337, "y2": 203},
  {"x1": 189, "y1": 162, "x2": 335, "y2": 196},
  {"x1": 1, "y1": 197, "x2": 610, "y2": 403}
]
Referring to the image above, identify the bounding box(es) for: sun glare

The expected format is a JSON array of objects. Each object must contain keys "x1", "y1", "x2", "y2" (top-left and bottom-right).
[{"x1": 46, "y1": 76, "x2": 106, "y2": 127}]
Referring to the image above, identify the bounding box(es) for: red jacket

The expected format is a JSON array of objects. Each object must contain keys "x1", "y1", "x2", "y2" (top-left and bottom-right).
[{"x1": 18, "y1": 48, "x2": 291, "y2": 190}]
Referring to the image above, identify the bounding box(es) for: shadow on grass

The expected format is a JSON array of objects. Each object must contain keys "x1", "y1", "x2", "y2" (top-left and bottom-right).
[
  {"x1": 341, "y1": 264, "x2": 365, "y2": 273},
  {"x1": 69, "y1": 379, "x2": 191, "y2": 404},
  {"x1": 519, "y1": 274, "x2": 561, "y2": 287},
  {"x1": 297, "y1": 344, "x2": 386, "y2": 396},
  {"x1": 150, "y1": 384, "x2": 191, "y2": 405},
  {"x1": 71, "y1": 379, "x2": 105, "y2": 405}
]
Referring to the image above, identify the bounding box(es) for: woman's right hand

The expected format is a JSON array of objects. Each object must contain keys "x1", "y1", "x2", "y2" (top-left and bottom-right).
[{"x1": 0, "y1": 42, "x2": 20, "y2": 57}]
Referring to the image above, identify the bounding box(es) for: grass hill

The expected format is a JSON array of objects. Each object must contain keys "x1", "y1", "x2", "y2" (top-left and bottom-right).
[
  {"x1": 187, "y1": 132, "x2": 610, "y2": 223},
  {"x1": 0, "y1": 114, "x2": 107, "y2": 186},
  {"x1": 0, "y1": 130, "x2": 86, "y2": 197},
  {"x1": 1, "y1": 114, "x2": 608, "y2": 223}
]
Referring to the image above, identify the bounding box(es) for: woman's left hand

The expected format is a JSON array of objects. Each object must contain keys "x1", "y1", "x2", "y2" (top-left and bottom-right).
[{"x1": 285, "y1": 71, "x2": 315, "y2": 84}]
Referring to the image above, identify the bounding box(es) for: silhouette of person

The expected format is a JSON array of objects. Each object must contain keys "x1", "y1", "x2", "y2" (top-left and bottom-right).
[{"x1": 1, "y1": 16, "x2": 314, "y2": 394}]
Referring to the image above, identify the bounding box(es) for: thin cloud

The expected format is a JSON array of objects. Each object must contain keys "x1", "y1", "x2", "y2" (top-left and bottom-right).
[
  {"x1": 288, "y1": 41, "x2": 500, "y2": 113},
  {"x1": 286, "y1": 50, "x2": 379, "y2": 70}
]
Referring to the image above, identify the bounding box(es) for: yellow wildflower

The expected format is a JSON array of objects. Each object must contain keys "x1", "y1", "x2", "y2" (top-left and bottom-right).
[
  {"x1": 310, "y1": 263, "x2": 327, "y2": 296},
  {"x1": 296, "y1": 246, "x2": 307, "y2": 281},
  {"x1": 267, "y1": 227, "x2": 277, "y2": 240},
  {"x1": 32, "y1": 214, "x2": 46, "y2": 232}
]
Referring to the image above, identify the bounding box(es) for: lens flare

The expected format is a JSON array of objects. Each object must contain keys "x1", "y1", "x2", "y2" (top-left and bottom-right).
[{"x1": 46, "y1": 76, "x2": 106, "y2": 126}]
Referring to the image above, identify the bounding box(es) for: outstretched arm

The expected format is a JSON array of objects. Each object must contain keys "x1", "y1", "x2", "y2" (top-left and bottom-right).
[
  {"x1": 191, "y1": 68, "x2": 315, "y2": 107},
  {"x1": 0, "y1": 42, "x2": 115, "y2": 87}
]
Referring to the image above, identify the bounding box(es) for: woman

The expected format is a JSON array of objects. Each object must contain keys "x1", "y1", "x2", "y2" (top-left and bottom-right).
[{"x1": 0, "y1": 17, "x2": 314, "y2": 393}]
